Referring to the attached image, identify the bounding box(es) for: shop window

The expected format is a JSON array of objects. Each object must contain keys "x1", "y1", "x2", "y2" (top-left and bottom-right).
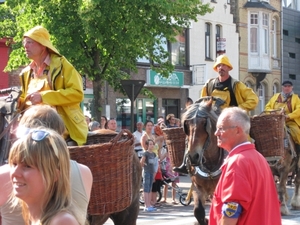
[
  {"x1": 162, "y1": 99, "x2": 180, "y2": 120},
  {"x1": 116, "y1": 98, "x2": 157, "y2": 130}
]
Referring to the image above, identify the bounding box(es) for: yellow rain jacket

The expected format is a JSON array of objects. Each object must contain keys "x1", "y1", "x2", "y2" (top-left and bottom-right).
[
  {"x1": 19, "y1": 53, "x2": 88, "y2": 145},
  {"x1": 265, "y1": 93, "x2": 300, "y2": 144},
  {"x1": 200, "y1": 77, "x2": 258, "y2": 112}
]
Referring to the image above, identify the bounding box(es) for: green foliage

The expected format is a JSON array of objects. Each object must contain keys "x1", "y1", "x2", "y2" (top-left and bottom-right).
[{"x1": 0, "y1": 0, "x2": 212, "y2": 116}]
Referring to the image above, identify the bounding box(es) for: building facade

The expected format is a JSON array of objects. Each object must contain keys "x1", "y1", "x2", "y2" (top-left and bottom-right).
[
  {"x1": 234, "y1": 0, "x2": 282, "y2": 114},
  {"x1": 189, "y1": 0, "x2": 239, "y2": 102},
  {"x1": 282, "y1": 2, "x2": 300, "y2": 94},
  {"x1": 88, "y1": 0, "x2": 241, "y2": 131}
]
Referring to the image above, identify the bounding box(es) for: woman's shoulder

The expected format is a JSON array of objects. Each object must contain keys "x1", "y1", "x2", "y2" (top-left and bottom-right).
[{"x1": 50, "y1": 211, "x2": 79, "y2": 225}]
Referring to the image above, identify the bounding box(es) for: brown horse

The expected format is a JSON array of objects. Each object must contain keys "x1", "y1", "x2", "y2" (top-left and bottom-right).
[
  {"x1": 269, "y1": 129, "x2": 300, "y2": 215},
  {"x1": 182, "y1": 97, "x2": 226, "y2": 225},
  {"x1": 88, "y1": 148, "x2": 142, "y2": 225}
]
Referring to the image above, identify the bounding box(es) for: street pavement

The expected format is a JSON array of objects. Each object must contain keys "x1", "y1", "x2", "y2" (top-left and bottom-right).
[{"x1": 104, "y1": 175, "x2": 300, "y2": 225}]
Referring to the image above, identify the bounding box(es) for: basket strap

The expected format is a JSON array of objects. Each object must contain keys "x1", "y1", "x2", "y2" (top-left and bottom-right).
[{"x1": 110, "y1": 129, "x2": 133, "y2": 145}]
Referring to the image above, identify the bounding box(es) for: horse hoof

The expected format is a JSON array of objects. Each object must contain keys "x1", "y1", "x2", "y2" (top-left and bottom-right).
[
  {"x1": 291, "y1": 195, "x2": 300, "y2": 209},
  {"x1": 280, "y1": 205, "x2": 290, "y2": 215}
]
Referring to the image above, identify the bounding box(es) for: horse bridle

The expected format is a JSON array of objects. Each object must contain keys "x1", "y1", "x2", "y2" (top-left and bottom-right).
[{"x1": 187, "y1": 98, "x2": 226, "y2": 180}]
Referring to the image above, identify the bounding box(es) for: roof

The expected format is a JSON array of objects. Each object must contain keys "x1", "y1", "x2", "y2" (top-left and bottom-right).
[{"x1": 243, "y1": 1, "x2": 278, "y2": 11}]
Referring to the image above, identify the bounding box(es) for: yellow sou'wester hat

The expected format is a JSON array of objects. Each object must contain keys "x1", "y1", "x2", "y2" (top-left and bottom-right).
[
  {"x1": 23, "y1": 26, "x2": 60, "y2": 55},
  {"x1": 213, "y1": 55, "x2": 233, "y2": 72}
]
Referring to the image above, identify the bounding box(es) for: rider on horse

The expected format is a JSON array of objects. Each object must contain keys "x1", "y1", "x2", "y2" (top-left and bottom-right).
[
  {"x1": 265, "y1": 80, "x2": 300, "y2": 152},
  {"x1": 174, "y1": 55, "x2": 259, "y2": 174},
  {"x1": 18, "y1": 26, "x2": 88, "y2": 146}
]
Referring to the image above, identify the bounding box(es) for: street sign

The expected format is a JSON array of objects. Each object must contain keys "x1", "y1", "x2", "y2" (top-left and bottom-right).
[
  {"x1": 120, "y1": 80, "x2": 145, "y2": 132},
  {"x1": 121, "y1": 80, "x2": 145, "y2": 101},
  {"x1": 216, "y1": 37, "x2": 226, "y2": 54}
]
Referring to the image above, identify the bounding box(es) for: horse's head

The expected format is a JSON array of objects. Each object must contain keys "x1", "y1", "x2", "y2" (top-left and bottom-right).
[{"x1": 182, "y1": 97, "x2": 224, "y2": 167}]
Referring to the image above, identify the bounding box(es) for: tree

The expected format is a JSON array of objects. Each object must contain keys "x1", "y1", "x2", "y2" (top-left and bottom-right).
[{"x1": 0, "y1": 0, "x2": 212, "y2": 120}]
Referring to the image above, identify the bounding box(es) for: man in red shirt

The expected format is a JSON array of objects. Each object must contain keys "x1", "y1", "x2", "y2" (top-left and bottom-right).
[{"x1": 209, "y1": 107, "x2": 281, "y2": 225}]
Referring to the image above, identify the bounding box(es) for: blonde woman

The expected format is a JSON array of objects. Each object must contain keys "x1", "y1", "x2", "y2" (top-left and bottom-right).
[
  {"x1": 0, "y1": 105, "x2": 92, "y2": 225},
  {"x1": 9, "y1": 128, "x2": 79, "y2": 225}
]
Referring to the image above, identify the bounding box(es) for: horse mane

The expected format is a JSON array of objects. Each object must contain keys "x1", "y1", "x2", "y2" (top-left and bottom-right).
[{"x1": 181, "y1": 98, "x2": 220, "y2": 124}]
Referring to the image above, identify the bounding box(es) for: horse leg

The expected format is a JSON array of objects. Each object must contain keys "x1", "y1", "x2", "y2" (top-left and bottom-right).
[
  {"x1": 88, "y1": 215, "x2": 109, "y2": 225},
  {"x1": 192, "y1": 188, "x2": 208, "y2": 225},
  {"x1": 291, "y1": 157, "x2": 300, "y2": 209},
  {"x1": 110, "y1": 199, "x2": 140, "y2": 225},
  {"x1": 110, "y1": 154, "x2": 142, "y2": 225},
  {"x1": 277, "y1": 149, "x2": 293, "y2": 215}
]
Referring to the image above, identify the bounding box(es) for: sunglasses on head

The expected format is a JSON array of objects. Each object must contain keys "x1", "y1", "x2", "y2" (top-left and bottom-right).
[{"x1": 24, "y1": 129, "x2": 59, "y2": 158}]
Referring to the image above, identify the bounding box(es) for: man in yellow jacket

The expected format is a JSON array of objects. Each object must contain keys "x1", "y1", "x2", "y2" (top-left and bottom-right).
[
  {"x1": 201, "y1": 55, "x2": 258, "y2": 111},
  {"x1": 174, "y1": 55, "x2": 258, "y2": 174},
  {"x1": 18, "y1": 26, "x2": 88, "y2": 145},
  {"x1": 265, "y1": 80, "x2": 300, "y2": 148}
]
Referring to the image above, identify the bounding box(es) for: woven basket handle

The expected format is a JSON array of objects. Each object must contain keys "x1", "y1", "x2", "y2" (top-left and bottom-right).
[
  {"x1": 110, "y1": 129, "x2": 133, "y2": 145},
  {"x1": 259, "y1": 109, "x2": 283, "y2": 116}
]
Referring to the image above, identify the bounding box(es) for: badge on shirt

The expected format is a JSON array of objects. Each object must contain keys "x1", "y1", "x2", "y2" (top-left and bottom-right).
[{"x1": 222, "y1": 202, "x2": 242, "y2": 218}]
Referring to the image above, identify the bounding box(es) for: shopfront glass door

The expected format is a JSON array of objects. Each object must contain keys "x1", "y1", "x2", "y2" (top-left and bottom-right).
[{"x1": 116, "y1": 98, "x2": 157, "y2": 130}]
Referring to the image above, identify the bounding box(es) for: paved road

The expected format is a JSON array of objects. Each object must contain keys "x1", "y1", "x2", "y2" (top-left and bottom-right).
[{"x1": 104, "y1": 175, "x2": 300, "y2": 225}]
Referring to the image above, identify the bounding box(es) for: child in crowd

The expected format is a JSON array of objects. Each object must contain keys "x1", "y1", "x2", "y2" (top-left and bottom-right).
[
  {"x1": 160, "y1": 148, "x2": 179, "y2": 204},
  {"x1": 140, "y1": 139, "x2": 158, "y2": 212}
]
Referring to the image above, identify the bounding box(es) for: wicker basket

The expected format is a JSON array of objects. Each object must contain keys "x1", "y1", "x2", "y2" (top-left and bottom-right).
[
  {"x1": 68, "y1": 129, "x2": 134, "y2": 215},
  {"x1": 85, "y1": 130, "x2": 118, "y2": 145},
  {"x1": 162, "y1": 127, "x2": 186, "y2": 167},
  {"x1": 250, "y1": 114, "x2": 285, "y2": 157}
]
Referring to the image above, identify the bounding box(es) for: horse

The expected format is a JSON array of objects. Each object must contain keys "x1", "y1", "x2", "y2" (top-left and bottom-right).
[
  {"x1": 87, "y1": 139, "x2": 142, "y2": 225},
  {"x1": 268, "y1": 125, "x2": 300, "y2": 215},
  {"x1": 182, "y1": 96, "x2": 227, "y2": 225}
]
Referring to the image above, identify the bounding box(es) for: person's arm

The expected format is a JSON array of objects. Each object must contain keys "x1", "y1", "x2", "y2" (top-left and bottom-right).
[
  {"x1": 287, "y1": 94, "x2": 300, "y2": 120},
  {"x1": 77, "y1": 163, "x2": 93, "y2": 200},
  {"x1": 140, "y1": 155, "x2": 146, "y2": 167},
  {"x1": 42, "y1": 56, "x2": 84, "y2": 106},
  {"x1": 235, "y1": 82, "x2": 258, "y2": 111},
  {"x1": 264, "y1": 94, "x2": 278, "y2": 111},
  {"x1": 141, "y1": 134, "x2": 147, "y2": 150},
  {"x1": 220, "y1": 216, "x2": 238, "y2": 225},
  {"x1": 0, "y1": 165, "x2": 12, "y2": 206}
]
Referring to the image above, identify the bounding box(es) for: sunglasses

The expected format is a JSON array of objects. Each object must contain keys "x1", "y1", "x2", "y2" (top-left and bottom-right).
[{"x1": 26, "y1": 129, "x2": 59, "y2": 158}]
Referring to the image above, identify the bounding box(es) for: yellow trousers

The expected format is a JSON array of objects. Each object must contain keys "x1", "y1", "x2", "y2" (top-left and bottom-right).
[{"x1": 286, "y1": 120, "x2": 300, "y2": 145}]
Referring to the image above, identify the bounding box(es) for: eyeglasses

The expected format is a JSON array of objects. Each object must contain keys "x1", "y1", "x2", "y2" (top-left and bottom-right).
[{"x1": 216, "y1": 126, "x2": 237, "y2": 133}]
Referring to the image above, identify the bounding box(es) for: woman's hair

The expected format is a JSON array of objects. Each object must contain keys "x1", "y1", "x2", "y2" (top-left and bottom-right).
[
  {"x1": 145, "y1": 120, "x2": 154, "y2": 126},
  {"x1": 9, "y1": 127, "x2": 72, "y2": 225},
  {"x1": 19, "y1": 105, "x2": 65, "y2": 135},
  {"x1": 101, "y1": 116, "x2": 108, "y2": 129}
]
